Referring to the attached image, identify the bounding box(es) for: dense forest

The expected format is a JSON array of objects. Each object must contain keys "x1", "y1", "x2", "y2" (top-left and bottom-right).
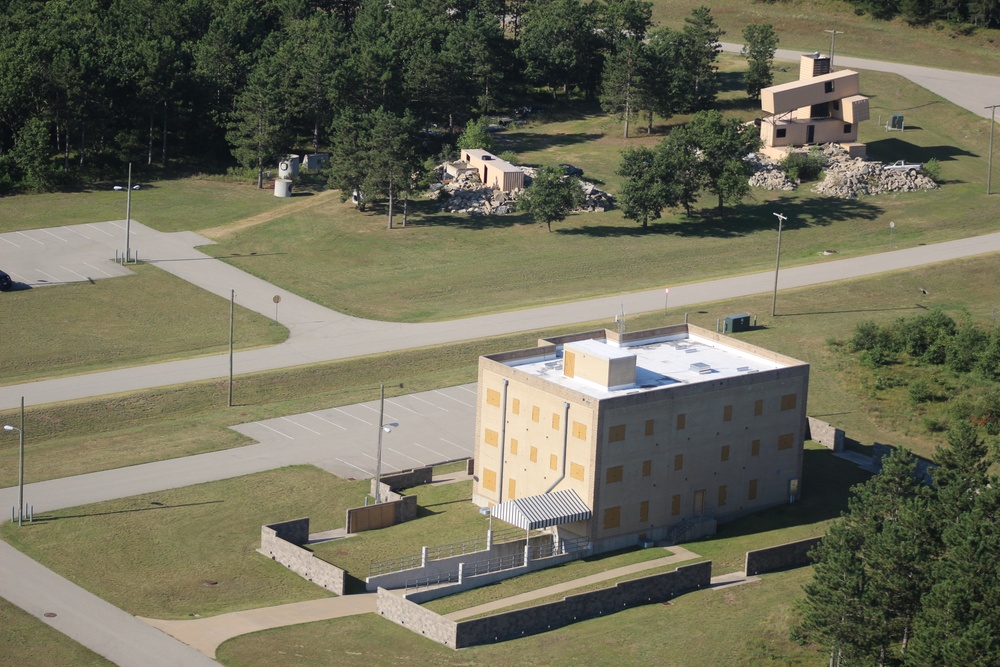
[{"x1": 842, "y1": 0, "x2": 999, "y2": 27}]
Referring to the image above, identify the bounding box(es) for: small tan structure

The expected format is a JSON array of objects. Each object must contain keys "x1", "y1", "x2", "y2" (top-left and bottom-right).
[
  {"x1": 759, "y1": 53, "x2": 870, "y2": 160},
  {"x1": 457, "y1": 149, "x2": 525, "y2": 193},
  {"x1": 472, "y1": 324, "x2": 810, "y2": 555}
]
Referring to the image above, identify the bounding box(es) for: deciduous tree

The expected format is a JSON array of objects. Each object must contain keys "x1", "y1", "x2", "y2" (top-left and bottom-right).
[
  {"x1": 521, "y1": 166, "x2": 583, "y2": 231},
  {"x1": 741, "y1": 23, "x2": 778, "y2": 100}
]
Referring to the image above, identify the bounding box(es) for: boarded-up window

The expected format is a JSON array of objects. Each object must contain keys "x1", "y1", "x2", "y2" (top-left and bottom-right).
[
  {"x1": 723, "y1": 405, "x2": 733, "y2": 422},
  {"x1": 484, "y1": 428, "x2": 499, "y2": 446},
  {"x1": 482, "y1": 469, "x2": 497, "y2": 491},
  {"x1": 609, "y1": 424, "x2": 626, "y2": 442},
  {"x1": 532, "y1": 405, "x2": 540, "y2": 422},
  {"x1": 510, "y1": 438, "x2": 519, "y2": 455},
  {"x1": 718, "y1": 485, "x2": 728, "y2": 507},
  {"x1": 552, "y1": 413, "x2": 560, "y2": 430},
  {"x1": 754, "y1": 399, "x2": 764, "y2": 416},
  {"x1": 530, "y1": 446, "x2": 538, "y2": 463},
  {"x1": 778, "y1": 433, "x2": 795, "y2": 450},
  {"x1": 550, "y1": 454, "x2": 558, "y2": 471},
  {"x1": 639, "y1": 500, "x2": 650, "y2": 523},
  {"x1": 508, "y1": 478, "x2": 516, "y2": 499},
  {"x1": 645, "y1": 419, "x2": 655, "y2": 436},
  {"x1": 781, "y1": 394, "x2": 797, "y2": 411},
  {"x1": 606, "y1": 465, "x2": 624, "y2": 483},
  {"x1": 603, "y1": 506, "x2": 621, "y2": 529},
  {"x1": 676, "y1": 413, "x2": 686, "y2": 430},
  {"x1": 570, "y1": 462, "x2": 585, "y2": 481},
  {"x1": 751, "y1": 439, "x2": 761, "y2": 456},
  {"x1": 674, "y1": 454, "x2": 684, "y2": 471},
  {"x1": 572, "y1": 421, "x2": 588, "y2": 440},
  {"x1": 749, "y1": 479, "x2": 758, "y2": 500},
  {"x1": 512, "y1": 398, "x2": 520, "y2": 415},
  {"x1": 486, "y1": 388, "x2": 501, "y2": 407},
  {"x1": 671, "y1": 494, "x2": 682, "y2": 516},
  {"x1": 564, "y1": 350, "x2": 576, "y2": 377},
  {"x1": 721, "y1": 445, "x2": 730, "y2": 462},
  {"x1": 642, "y1": 460, "x2": 652, "y2": 477}
]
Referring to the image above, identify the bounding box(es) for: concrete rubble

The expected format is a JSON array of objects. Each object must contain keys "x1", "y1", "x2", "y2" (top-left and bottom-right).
[
  {"x1": 428, "y1": 163, "x2": 614, "y2": 215},
  {"x1": 748, "y1": 144, "x2": 939, "y2": 199}
]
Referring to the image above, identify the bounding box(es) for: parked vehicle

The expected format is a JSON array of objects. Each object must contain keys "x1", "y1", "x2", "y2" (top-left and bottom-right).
[
  {"x1": 0, "y1": 270, "x2": 12, "y2": 291},
  {"x1": 884, "y1": 160, "x2": 923, "y2": 174}
]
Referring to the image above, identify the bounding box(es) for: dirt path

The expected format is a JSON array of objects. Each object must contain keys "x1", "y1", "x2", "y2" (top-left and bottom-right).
[{"x1": 200, "y1": 188, "x2": 342, "y2": 240}]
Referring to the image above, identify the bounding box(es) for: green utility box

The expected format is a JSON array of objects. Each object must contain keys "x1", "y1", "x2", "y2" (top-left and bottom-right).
[{"x1": 724, "y1": 314, "x2": 751, "y2": 334}]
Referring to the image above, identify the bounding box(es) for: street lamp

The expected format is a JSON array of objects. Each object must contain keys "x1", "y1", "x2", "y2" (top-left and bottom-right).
[
  {"x1": 373, "y1": 383, "x2": 399, "y2": 504},
  {"x1": 986, "y1": 104, "x2": 998, "y2": 195},
  {"x1": 3, "y1": 424, "x2": 24, "y2": 526},
  {"x1": 771, "y1": 212, "x2": 787, "y2": 317}
]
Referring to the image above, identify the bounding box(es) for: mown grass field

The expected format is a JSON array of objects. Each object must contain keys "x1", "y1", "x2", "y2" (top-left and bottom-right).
[{"x1": 0, "y1": 263, "x2": 286, "y2": 384}]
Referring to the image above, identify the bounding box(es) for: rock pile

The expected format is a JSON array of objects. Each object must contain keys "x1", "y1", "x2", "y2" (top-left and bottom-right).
[
  {"x1": 429, "y1": 164, "x2": 615, "y2": 215},
  {"x1": 747, "y1": 154, "x2": 796, "y2": 191},
  {"x1": 813, "y1": 146, "x2": 938, "y2": 198}
]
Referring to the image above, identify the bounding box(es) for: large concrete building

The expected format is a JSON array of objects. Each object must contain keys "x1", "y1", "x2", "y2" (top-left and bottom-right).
[
  {"x1": 759, "y1": 53, "x2": 870, "y2": 159},
  {"x1": 472, "y1": 324, "x2": 809, "y2": 554}
]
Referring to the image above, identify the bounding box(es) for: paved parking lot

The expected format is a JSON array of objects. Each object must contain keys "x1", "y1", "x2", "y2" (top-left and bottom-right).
[
  {"x1": 0, "y1": 221, "x2": 139, "y2": 287},
  {"x1": 230, "y1": 383, "x2": 478, "y2": 479}
]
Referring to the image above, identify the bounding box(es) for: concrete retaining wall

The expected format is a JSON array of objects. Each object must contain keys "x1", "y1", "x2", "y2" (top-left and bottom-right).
[
  {"x1": 259, "y1": 519, "x2": 346, "y2": 595},
  {"x1": 378, "y1": 562, "x2": 712, "y2": 650},
  {"x1": 346, "y1": 492, "x2": 417, "y2": 533},
  {"x1": 745, "y1": 537, "x2": 822, "y2": 576},
  {"x1": 806, "y1": 417, "x2": 844, "y2": 452},
  {"x1": 371, "y1": 466, "x2": 434, "y2": 495}
]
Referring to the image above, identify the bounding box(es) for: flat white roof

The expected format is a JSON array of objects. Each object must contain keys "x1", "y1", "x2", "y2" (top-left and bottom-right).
[
  {"x1": 565, "y1": 338, "x2": 634, "y2": 361},
  {"x1": 507, "y1": 333, "x2": 788, "y2": 399}
]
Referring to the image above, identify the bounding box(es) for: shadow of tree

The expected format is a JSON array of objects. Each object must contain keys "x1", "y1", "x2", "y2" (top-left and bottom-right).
[
  {"x1": 556, "y1": 196, "x2": 883, "y2": 239},
  {"x1": 373, "y1": 198, "x2": 538, "y2": 230},
  {"x1": 505, "y1": 131, "x2": 606, "y2": 154}
]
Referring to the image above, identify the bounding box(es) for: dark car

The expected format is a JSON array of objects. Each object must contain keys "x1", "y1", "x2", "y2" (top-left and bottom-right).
[
  {"x1": 0, "y1": 270, "x2": 12, "y2": 291},
  {"x1": 559, "y1": 164, "x2": 584, "y2": 177}
]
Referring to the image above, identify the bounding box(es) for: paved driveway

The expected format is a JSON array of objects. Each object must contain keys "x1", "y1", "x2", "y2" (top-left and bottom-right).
[{"x1": 230, "y1": 384, "x2": 478, "y2": 479}]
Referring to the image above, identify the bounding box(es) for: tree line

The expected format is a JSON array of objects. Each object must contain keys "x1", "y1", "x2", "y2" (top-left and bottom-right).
[{"x1": 842, "y1": 0, "x2": 999, "y2": 27}]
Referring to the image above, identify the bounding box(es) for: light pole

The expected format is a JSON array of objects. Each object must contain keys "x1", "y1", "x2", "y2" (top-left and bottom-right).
[
  {"x1": 373, "y1": 383, "x2": 399, "y2": 504},
  {"x1": 4, "y1": 398, "x2": 25, "y2": 526},
  {"x1": 125, "y1": 162, "x2": 133, "y2": 262},
  {"x1": 228, "y1": 289, "x2": 235, "y2": 408},
  {"x1": 986, "y1": 104, "x2": 999, "y2": 195},
  {"x1": 771, "y1": 212, "x2": 787, "y2": 317},
  {"x1": 889, "y1": 221, "x2": 895, "y2": 248},
  {"x1": 824, "y1": 29, "x2": 844, "y2": 68}
]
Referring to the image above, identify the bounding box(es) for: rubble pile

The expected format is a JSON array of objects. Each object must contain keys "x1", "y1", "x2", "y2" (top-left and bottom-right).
[
  {"x1": 430, "y1": 164, "x2": 614, "y2": 215},
  {"x1": 747, "y1": 144, "x2": 939, "y2": 199}
]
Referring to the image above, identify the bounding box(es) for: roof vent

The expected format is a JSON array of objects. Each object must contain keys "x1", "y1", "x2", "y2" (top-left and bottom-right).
[{"x1": 690, "y1": 362, "x2": 713, "y2": 374}]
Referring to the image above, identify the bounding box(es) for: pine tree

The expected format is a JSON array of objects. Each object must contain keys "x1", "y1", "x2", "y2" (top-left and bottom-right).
[{"x1": 741, "y1": 23, "x2": 778, "y2": 100}]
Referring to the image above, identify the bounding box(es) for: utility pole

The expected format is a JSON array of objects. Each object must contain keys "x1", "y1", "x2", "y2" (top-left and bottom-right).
[
  {"x1": 228, "y1": 290, "x2": 235, "y2": 408},
  {"x1": 824, "y1": 29, "x2": 844, "y2": 68},
  {"x1": 125, "y1": 162, "x2": 132, "y2": 262},
  {"x1": 987, "y1": 104, "x2": 999, "y2": 195},
  {"x1": 772, "y1": 212, "x2": 787, "y2": 317}
]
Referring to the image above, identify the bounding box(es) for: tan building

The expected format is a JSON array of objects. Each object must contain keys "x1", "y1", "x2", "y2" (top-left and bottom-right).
[
  {"x1": 457, "y1": 149, "x2": 524, "y2": 192},
  {"x1": 759, "y1": 53, "x2": 870, "y2": 159},
  {"x1": 472, "y1": 324, "x2": 809, "y2": 554}
]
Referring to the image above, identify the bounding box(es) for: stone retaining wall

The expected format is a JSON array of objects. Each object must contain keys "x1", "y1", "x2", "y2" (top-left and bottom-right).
[
  {"x1": 806, "y1": 417, "x2": 844, "y2": 452},
  {"x1": 745, "y1": 537, "x2": 822, "y2": 576},
  {"x1": 377, "y1": 561, "x2": 712, "y2": 650},
  {"x1": 259, "y1": 519, "x2": 346, "y2": 595}
]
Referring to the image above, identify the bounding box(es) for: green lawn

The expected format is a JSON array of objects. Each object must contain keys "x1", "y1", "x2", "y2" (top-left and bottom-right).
[
  {"x1": 215, "y1": 567, "x2": 824, "y2": 666},
  {"x1": 0, "y1": 263, "x2": 286, "y2": 384},
  {"x1": 0, "y1": 596, "x2": 114, "y2": 667},
  {"x1": 0, "y1": 466, "x2": 368, "y2": 619}
]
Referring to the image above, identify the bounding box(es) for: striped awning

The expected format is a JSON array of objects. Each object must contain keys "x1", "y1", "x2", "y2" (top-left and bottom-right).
[{"x1": 489, "y1": 489, "x2": 592, "y2": 530}]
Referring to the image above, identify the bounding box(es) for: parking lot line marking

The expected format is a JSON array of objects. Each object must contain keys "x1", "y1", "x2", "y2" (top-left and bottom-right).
[
  {"x1": 0, "y1": 237, "x2": 20, "y2": 247},
  {"x1": 41, "y1": 229, "x2": 69, "y2": 242},
  {"x1": 385, "y1": 399, "x2": 421, "y2": 415},
  {"x1": 82, "y1": 262, "x2": 114, "y2": 277},
  {"x1": 335, "y1": 458, "x2": 372, "y2": 477},
  {"x1": 281, "y1": 417, "x2": 321, "y2": 435},
  {"x1": 308, "y1": 412, "x2": 347, "y2": 430},
  {"x1": 17, "y1": 231, "x2": 45, "y2": 245},
  {"x1": 440, "y1": 437, "x2": 471, "y2": 453},
  {"x1": 334, "y1": 407, "x2": 372, "y2": 425},
  {"x1": 359, "y1": 452, "x2": 403, "y2": 471},
  {"x1": 59, "y1": 265, "x2": 88, "y2": 281},
  {"x1": 86, "y1": 224, "x2": 115, "y2": 237},
  {"x1": 434, "y1": 390, "x2": 474, "y2": 408},
  {"x1": 358, "y1": 403, "x2": 399, "y2": 422},
  {"x1": 387, "y1": 447, "x2": 424, "y2": 465},
  {"x1": 34, "y1": 269, "x2": 60, "y2": 282},
  {"x1": 255, "y1": 422, "x2": 294, "y2": 439},
  {"x1": 62, "y1": 226, "x2": 92, "y2": 240},
  {"x1": 408, "y1": 394, "x2": 448, "y2": 411},
  {"x1": 410, "y1": 441, "x2": 449, "y2": 460},
  {"x1": 456, "y1": 385, "x2": 477, "y2": 395}
]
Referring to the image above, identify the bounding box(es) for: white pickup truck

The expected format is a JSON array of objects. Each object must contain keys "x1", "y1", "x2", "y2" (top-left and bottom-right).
[{"x1": 884, "y1": 160, "x2": 923, "y2": 174}]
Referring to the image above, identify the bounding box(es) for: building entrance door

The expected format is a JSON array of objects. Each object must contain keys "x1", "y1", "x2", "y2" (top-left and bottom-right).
[
  {"x1": 807, "y1": 125, "x2": 815, "y2": 143},
  {"x1": 693, "y1": 490, "x2": 705, "y2": 517}
]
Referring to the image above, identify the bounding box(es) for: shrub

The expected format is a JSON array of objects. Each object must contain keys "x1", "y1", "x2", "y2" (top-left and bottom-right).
[
  {"x1": 923, "y1": 417, "x2": 948, "y2": 433},
  {"x1": 780, "y1": 149, "x2": 827, "y2": 182},
  {"x1": 909, "y1": 380, "x2": 934, "y2": 405},
  {"x1": 922, "y1": 158, "x2": 942, "y2": 182},
  {"x1": 946, "y1": 324, "x2": 988, "y2": 372}
]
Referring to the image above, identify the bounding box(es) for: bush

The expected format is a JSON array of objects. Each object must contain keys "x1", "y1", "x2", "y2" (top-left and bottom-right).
[
  {"x1": 923, "y1": 158, "x2": 942, "y2": 182},
  {"x1": 780, "y1": 149, "x2": 827, "y2": 182},
  {"x1": 909, "y1": 380, "x2": 935, "y2": 405}
]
